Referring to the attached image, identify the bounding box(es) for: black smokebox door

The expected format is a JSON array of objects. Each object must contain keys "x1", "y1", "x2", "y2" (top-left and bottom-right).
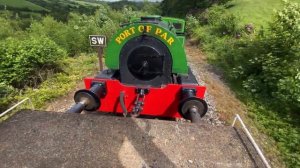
[
  {"x1": 120, "y1": 36, "x2": 172, "y2": 87},
  {"x1": 127, "y1": 46, "x2": 164, "y2": 81}
]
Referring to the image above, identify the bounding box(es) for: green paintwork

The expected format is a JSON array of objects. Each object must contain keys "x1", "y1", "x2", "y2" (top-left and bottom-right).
[{"x1": 105, "y1": 17, "x2": 188, "y2": 74}]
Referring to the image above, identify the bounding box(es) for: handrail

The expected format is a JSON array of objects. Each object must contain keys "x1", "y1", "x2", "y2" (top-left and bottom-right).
[
  {"x1": 232, "y1": 114, "x2": 271, "y2": 168},
  {"x1": 0, "y1": 98, "x2": 34, "y2": 118}
]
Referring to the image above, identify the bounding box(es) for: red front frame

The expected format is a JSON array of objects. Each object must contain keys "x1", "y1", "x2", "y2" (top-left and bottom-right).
[{"x1": 84, "y1": 78, "x2": 206, "y2": 119}]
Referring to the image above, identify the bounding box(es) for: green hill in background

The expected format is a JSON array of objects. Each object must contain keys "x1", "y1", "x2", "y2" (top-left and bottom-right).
[
  {"x1": 0, "y1": 0, "x2": 160, "y2": 21},
  {"x1": 0, "y1": 0, "x2": 100, "y2": 21},
  {"x1": 161, "y1": 0, "x2": 299, "y2": 27},
  {"x1": 228, "y1": 0, "x2": 300, "y2": 27},
  {"x1": 0, "y1": 0, "x2": 47, "y2": 11}
]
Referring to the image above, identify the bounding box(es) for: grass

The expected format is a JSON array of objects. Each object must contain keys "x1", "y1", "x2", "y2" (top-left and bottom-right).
[
  {"x1": 0, "y1": 54, "x2": 98, "y2": 122},
  {"x1": 20, "y1": 54, "x2": 98, "y2": 109},
  {"x1": 227, "y1": 0, "x2": 299, "y2": 27},
  {"x1": 0, "y1": 0, "x2": 47, "y2": 11},
  {"x1": 226, "y1": 78, "x2": 300, "y2": 168}
]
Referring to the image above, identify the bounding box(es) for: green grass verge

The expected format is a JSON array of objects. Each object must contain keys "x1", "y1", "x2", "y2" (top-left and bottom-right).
[
  {"x1": 225, "y1": 78, "x2": 300, "y2": 168},
  {"x1": 227, "y1": 0, "x2": 299, "y2": 27},
  {"x1": 0, "y1": 0, "x2": 47, "y2": 11},
  {"x1": 19, "y1": 54, "x2": 98, "y2": 109},
  {"x1": 0, "y1": 54, "x2": 98, "y2": 122}
]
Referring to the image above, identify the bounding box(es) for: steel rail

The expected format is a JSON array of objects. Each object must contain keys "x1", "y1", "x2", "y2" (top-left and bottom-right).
[
  {"x1": 0, "y1": 98, "x2": 34, "y2": 118},
  {"x1": 232, "y1": 114, "x2": 271, "y2": 168}
]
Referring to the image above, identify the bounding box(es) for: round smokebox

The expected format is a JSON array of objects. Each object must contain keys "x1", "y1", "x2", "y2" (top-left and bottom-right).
[{"x1": 119, "y1": 36, "x2": 172, "y2": 87}]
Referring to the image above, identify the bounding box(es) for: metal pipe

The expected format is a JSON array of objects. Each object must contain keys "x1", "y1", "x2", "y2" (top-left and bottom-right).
[
  {"x1": 0, "y1": 98, "x2": 32, "y2": 118},
  {"x1": 231, "y1": 116, "x2": 237, "y2": 127},
  {"x1": 232, "y1": 114, "x2": 271, "y2": 168}
]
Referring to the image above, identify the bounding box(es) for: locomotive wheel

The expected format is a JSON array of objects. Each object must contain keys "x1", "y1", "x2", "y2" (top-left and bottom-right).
[{"x1": 119, "y1": 36, "x2": 172, "y2": 87}]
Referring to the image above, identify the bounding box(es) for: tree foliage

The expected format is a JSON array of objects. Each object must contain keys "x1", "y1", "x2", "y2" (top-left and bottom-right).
[{"x1": 161, "y1": 0, "x2": 231, "y2": 17}]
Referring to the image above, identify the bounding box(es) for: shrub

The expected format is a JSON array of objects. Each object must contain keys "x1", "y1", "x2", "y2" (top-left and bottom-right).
[
  {"x1": 230, "y1": 2, "x2": 300, "y2": 110},
  {"x1": 186, "y1": 15, "x2": 200, "y2": 34},
  {"x1": 0, "y1": 17, "x2": 21, "y2": 40},
  {"x1": 268, "y1": 2, "x2": 300, "y2": 109},
  {"x1": 28, "y1": 6, "x2": 127, "y2": 56},
  {"x1": 0, "y1": 82, "x2": 16, "y2": 111},
  {"x1": 29, "y1": 16, "x2": 67, "y2": 50},
  {"x1": 0, "y1": 37, "x2": 66, "y2": 88},
  {"x1": 200, "y1": 5, "x2": 241, "y2": 36}
]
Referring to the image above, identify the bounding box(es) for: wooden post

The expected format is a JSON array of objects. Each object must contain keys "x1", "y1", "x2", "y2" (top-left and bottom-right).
[
  {"x1": 89, "y1": 35, "x2": 106, "y2": 71},
  {"x1": 98, "y1": 47, "x2": 104, "y2": 71}
]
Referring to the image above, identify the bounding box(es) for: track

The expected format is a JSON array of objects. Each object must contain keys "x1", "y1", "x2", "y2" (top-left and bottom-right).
[{"x1": 0, "y1": 110, "x2": 264, "y2": 168}]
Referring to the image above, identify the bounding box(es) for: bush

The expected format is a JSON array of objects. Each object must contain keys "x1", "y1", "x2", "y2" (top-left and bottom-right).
[
  {"x1": 0, "y1": 82, "x2": 16, "y2": 111},
  {"x1": 0, "y1": 37, "x2": 66, "y2": 88},
  {"x1": 230, "y1": 2, "x2": 300, "y2": 110},
  {"x1": 28, "y1": 5, "x2": 141, "y2": 56},
  {"x1": 187, "y1": 2, "x2": 300, "y2": 167},
  {"x1": 29, "y1": 16, "x2": 67, "y2": 49},
  {"x1": 201, "y1": 5, "x2": 241, "y2": 36},
  {"x1": 268, "y1": 2, "x2": 300, "y2": 109},
  {"x1": 186, "y1": 15, "x2": 200, "y2": 34},
  {"x1": 0, "y1": 17, "x2": 21, "y2": 40}
]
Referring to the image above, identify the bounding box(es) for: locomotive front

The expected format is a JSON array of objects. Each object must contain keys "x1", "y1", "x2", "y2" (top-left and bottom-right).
[{"x1": 67, "y1": 16, "x2": 208, "y2": 123}]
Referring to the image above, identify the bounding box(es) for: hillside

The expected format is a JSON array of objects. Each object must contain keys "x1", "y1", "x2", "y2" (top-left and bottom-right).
[
  {"x1": 0, "y1": 0, "x2": 159, "y2": 21},
  {"x1": 0, "y1": 0, "x2": 99, "y2": 21},
  {"x1": 228, "y1": 0, "x2": 300, "y2": 27},
  {"x1": 0, "y1": 0, "x2": 47, "y2": 11}
]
